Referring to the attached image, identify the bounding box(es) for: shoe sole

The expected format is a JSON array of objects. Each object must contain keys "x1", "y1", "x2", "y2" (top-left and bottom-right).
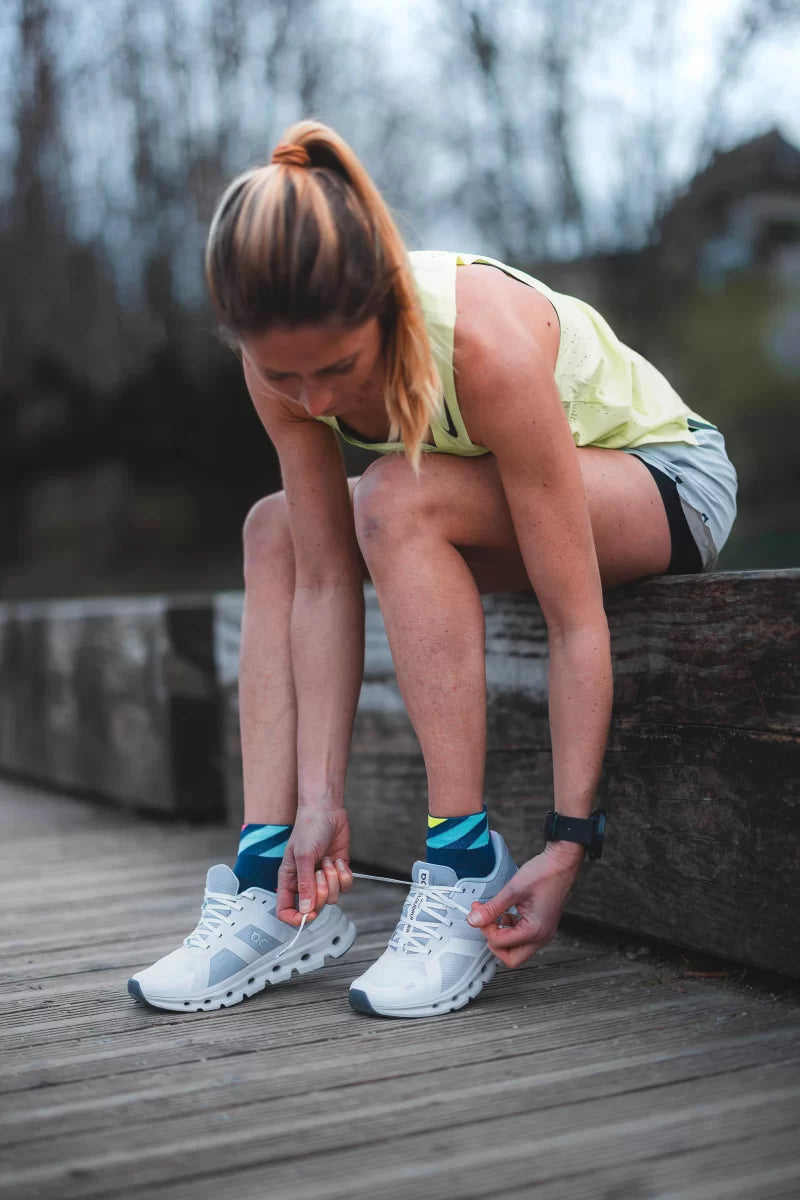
[
  {"x1": 128, "y1": 914, "x2": 357, "y2": 1012},
  {"x1": 349, "y1": 949, "x2": 498, "y2": 1018}
]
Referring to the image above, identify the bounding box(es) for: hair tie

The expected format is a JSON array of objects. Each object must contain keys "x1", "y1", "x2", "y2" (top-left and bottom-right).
[{"x1": 270, "y1": 143, "x2": 311, "y2": 169}]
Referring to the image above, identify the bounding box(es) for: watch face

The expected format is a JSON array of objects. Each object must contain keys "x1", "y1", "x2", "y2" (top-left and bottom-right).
[{"x1": 543, "y1": 811, "x2": 556, "y2": 839}]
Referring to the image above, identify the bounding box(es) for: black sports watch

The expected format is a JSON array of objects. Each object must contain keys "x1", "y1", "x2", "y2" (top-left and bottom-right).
[{"x1": 543, "y1": 809, "x2": 606, "y2": 861}]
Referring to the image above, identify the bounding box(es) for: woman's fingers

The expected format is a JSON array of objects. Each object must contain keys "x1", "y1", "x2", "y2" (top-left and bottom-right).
[
  {"x1": 294, "y1": 852, "x2": 320, "y2": 916},
  {"x1": 336, "y1": 859, "x2": 353, "y2": 893},
  {"x1": 466, "y1": 883, "x2": 519, "y2": 929},
  {"x1": 275, "y1": 857, "x2": 299, "y2": 923},
  {"x1": 276, "y1": 844, "x2": 351, "y2": 925},
  {"x1": 314, "y1": 868, "x2": 329, "y2": 908},
  {"x1": 491, "y1": 941, "x2": 539, "y2": 969},
  {"x1": 276, "y1": 851, "x2": 320, "y2": 925},
  {"x1": 321, "y1": 858, "x2": 340, "y2": 904},
  {"x1": 472, "y1": 899, "x2": 547, "y2": 966},
  {"x1": 484, "y1": 920, "x2": 534, "y2": 949}
]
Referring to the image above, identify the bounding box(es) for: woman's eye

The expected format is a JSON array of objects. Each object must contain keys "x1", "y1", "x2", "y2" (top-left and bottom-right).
[{"x1": 263, "y1": 360, "x2": 353, "y2": 382}]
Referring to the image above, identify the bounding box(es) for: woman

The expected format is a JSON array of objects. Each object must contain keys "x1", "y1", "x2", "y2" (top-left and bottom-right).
[{"x1": 128, "y1": 121, "x2": 738, "y2": 1018}]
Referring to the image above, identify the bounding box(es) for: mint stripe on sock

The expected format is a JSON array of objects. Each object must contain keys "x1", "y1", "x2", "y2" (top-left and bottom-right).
[
  {"x1": 425, "y1": 806, "x2": 494, "y2": 879},
  {"x1": 426, "y1": 810, "x2": 487, "y2": 849},
  {"x1": 234, "y1": 823, "x2": 292, "y2": 893}
]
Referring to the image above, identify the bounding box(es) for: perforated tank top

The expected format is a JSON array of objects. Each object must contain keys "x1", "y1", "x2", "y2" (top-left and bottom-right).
[{"x1": 314, "y1": 251, "x2": 715, "y2": 455}]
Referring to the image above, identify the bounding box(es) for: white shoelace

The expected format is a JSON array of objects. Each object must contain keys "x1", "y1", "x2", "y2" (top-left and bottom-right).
[
  {"x1": 184, "y1": 891, "x2": 244, "y2": 948},
  {"x1": 367, "y1": 875, "x2": 472, "y2": 955},
  {"x1": 191, "y1": 871, "x2": 471, "y2": 960}
]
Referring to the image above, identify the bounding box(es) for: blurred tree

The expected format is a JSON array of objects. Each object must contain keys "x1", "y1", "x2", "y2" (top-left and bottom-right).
[
  {"x1": 439, "y1": 0, "x2": 800, "y2": 259},
  {"x1": 1, "y1": 0, "x2": 798, "y2": 595},
  {"x1": 4, "y1": 0, "x2": 70, "y2": 376}
]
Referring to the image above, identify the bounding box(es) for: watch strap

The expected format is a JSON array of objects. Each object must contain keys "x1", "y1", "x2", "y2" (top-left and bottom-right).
[{"x1": 543, "y1": 809, "x2": 606, "y2": 860}]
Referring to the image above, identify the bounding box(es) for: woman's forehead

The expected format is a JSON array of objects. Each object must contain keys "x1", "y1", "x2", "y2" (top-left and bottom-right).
[{"x1": 243, "y1": 318, "x2": 379, "y2": 367}]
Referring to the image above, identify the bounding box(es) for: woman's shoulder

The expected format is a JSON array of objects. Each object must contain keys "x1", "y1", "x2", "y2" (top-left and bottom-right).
[
  {"x1": 408, "y1": 250, "x2": 557, "y2": 342},
  {"x1": 454, "y1": 260, "x2": 560, "y2": 368},
  {"x1": 451, "y1": 263, "x2": 561, "y2": 450}
]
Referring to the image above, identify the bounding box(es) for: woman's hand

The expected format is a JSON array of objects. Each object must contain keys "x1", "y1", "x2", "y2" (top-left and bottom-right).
[
  {"x1": 466, "y1": 842, "x2": 584, "y2": 968},
  {"x1": 276, "y1": 807, "x2": 353, "y2": 926}
]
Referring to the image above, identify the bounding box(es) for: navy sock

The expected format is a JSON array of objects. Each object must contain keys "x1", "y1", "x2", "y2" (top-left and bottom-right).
[
  {"x1": 426, "y1": 806, "x2": 495, "y2": 879},
  {"x1": 234, "y1": 823, "x2": 292, "y2": 893}
]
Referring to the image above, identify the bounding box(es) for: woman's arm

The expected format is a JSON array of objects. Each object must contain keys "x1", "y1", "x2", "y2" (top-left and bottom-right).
[
  {"x1": 286, "y1": 579, "x2": 364, "y2": 920},
  {"x1": 453, "y1": 273, "x2": 612, "y2": 962},
  {"x1": 243, "y1": 360, "x2": 366, "y2": 919},
  {"x1": 456, "y1": 276, "x2": 612, "y2": 819}
]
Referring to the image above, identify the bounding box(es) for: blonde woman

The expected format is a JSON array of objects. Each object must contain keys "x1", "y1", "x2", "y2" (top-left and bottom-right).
[{"x1": 129, "y1": 121, "x2": 738, "y2": 1018}]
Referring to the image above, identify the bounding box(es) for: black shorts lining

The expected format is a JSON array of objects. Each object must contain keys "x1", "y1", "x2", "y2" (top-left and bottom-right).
[{"x1": 631, "y1": 456, "x2": 703, "y2": 575}]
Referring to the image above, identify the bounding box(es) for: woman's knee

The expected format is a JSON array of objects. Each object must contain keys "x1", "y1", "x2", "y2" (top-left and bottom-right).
[
  {"x1": 352, "y1": 457, "x2": 431, "y2": 551},
  {"x1": 242, "y1": 493, "x2": 294, "y2": 581},
  {"x1": 243, "y1": 484, "x2": 373, "y2": 586}
]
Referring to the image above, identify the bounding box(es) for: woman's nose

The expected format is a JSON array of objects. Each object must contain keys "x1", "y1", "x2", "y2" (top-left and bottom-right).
[{"x1": 301, "y1": 386, "x2": 336, "y2": 417}]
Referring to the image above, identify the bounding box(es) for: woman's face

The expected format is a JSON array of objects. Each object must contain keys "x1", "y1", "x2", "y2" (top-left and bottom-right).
[{"x1": 240, "y1": 317, "x2": 384, "y2": 418}]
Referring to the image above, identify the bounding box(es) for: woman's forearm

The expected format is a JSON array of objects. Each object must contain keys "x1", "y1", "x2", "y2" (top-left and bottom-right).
[
  {"x1": 547, "y1": 624, "x2": 613, "y2": 818},
  {"x1": 291, "y1": 576, "x2": 366, "y2": 810}
]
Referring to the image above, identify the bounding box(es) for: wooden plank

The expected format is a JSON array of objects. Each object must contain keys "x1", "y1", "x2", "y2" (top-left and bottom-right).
[
  {"x1": 0, "y1": 596, "x2": 224, "y2": 819},
  {"x1": 339, "y1": 577, "x2": 800, "y2": 978},
  {"x1": 3, "y1": 1019, "x2": 795, "y2": 1148},
  {"x1": 5, "y1": 572, "x2": 800, "y2": 978},
  {"x1": 493, "y1": 1132, "x2": 800, "y2": 1200},
  {"x1": 3, "y1": 1063, "x2": 798, "y2": 1198},
  {"x1": 0, "y1": 991, "x2": 731, "y2": 1097},
  {"x1": 0, "y1": 956, "x2": 644, "y2": 1049},
  {"x1": 1, "y1": 784, "x2": 799, "y2": 1200}
]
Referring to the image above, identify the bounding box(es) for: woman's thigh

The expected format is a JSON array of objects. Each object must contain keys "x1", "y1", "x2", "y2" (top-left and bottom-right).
[{"x1": 350, "y1": 448, "x2": 674, "y2": 592}]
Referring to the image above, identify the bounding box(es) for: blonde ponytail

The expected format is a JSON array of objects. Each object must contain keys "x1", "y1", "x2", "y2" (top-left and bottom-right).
[{"x1": 205, "y1": 119, "x2": 442, "y2": 475}]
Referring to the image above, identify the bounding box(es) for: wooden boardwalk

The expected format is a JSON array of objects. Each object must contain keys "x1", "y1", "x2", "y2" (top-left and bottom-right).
[{"x1": 1, "y1": 779, "x2": 799, "y2": 1200}]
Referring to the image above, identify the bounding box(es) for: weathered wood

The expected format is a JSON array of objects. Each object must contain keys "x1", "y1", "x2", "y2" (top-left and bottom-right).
[
  {"x1": 3, "y1": 571, "x2": 799, "y2": 979},
  {"x1": 343, "y1": 573, "x2": 800, "y2": 979},
  {"x1": 0, "y1": 596, "x2": 224, "y2": 820},
  {"x1": 2, "y1": 781, "x2": 799, "y2": 1200}
]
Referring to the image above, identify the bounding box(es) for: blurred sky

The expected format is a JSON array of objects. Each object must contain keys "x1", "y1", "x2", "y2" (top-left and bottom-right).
[{"x1": 2, "y1": 0, "x2": 798, "y2": 258}]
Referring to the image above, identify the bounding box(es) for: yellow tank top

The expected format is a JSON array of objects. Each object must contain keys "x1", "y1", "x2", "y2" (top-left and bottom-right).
[{"x1": 315, "y1": 250, "x2": 715, "y2": 455}]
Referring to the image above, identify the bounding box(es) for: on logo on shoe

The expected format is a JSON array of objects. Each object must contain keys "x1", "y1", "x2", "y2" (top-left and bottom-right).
[{"x1": 249, "y1": 929, "x2": 273, "y2": 952}]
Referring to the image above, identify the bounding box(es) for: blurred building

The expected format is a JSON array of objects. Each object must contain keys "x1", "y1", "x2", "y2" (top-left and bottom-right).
[
  {"x1": 660, "y1": 129, "x2": 800, "y2": 288},
  {"x1": 537, "y1": 128, "x2": 800, "y2": 319}
]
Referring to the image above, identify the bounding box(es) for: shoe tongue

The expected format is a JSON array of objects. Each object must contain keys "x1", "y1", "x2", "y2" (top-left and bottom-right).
[
  {"x1": 390, "y1": 860, "x2": 459, "y2": 950},
  {"x1": 205, "y1": 864, "x2": 240, "y2": 896},
  {"x1": 412, "y1": 860, "x2": 458, "y2": 887}
]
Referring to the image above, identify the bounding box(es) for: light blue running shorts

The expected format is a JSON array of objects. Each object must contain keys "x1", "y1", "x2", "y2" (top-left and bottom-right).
[{"x1": 619, "y1": 418, "x2": 739, "y2": 572}]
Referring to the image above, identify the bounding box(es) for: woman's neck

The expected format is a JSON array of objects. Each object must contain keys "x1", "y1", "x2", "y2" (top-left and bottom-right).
[{"x1": 335, "y1": 366, "x2": 391, "y2": 441}]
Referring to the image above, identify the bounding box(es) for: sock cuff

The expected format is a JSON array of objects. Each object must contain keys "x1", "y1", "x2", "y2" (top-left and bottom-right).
[
  {"x1": 237, "y1": 823, "x2": 293, "y2": 857},
  {"x1": 426, "y1": 807, "x2": 489, "y2": 850},
  {"x1": 425, "y1": 806, "x2": 494, "y2": 880}
]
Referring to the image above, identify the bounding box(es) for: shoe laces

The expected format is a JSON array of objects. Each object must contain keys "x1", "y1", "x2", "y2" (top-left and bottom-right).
[
  {"x1": 184, "y1": 890, "x2": 244, "y2": 949},
  {"x1": 351, "y1": 872, "x2": 472, "y2": 956},
  {"x1": 245, "y1": 870, "x2": 474, "y2": 961}
]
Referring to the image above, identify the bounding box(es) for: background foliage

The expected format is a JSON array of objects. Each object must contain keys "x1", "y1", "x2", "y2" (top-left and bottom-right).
[{"x1": 2, "y1": 0, "x2": 799, "y2": 596}]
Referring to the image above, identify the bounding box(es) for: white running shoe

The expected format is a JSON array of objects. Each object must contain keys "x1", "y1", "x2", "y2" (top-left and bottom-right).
[
  {"x1": 128, "y1": 864, "x2": 356, "y2": 1012},
  {"x1": 348, "y1": 830, "x2": 517, "y2": 1018}
]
